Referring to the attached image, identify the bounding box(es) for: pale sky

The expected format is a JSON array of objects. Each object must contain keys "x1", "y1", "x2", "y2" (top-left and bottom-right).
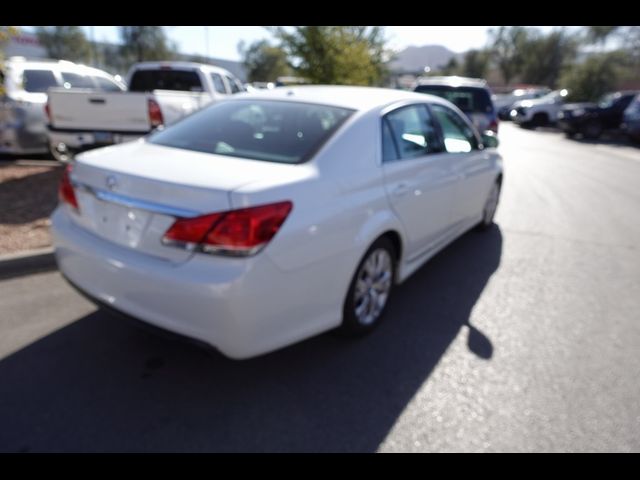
[{"x1": 21, "y1": 26, "x2": 568, "y2": 61}]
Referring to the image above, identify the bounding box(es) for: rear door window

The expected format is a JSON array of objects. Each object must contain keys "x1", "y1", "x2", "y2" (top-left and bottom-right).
[
  {"x1": 61, "y1": 72, "x2": 96, "y2": 89},
  {"x1": 383, "y1": 104, "x2": 442, "y2": 160},
  {"x1": 431, "y1": 103, "x2": 479, "y2": 153},
  {"x1": 21, "y1": 69, "x2": 59, "y2": 92},
  {"x1": 129, "y1": 69, "x2": 204, "y2": 92},
  {"x1": 210, "y1": 73, "x2": 228, "y2": 94}
]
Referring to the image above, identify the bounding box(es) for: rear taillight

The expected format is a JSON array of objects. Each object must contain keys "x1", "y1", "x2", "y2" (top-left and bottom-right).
[
  {"x1": 58, "y1": 164, "x2": 79, "y2": 211},
  {"x1": 44, "y1": 101, "x2": 52, "y2": 123},
  {"x1": 148, "y1": 98, "x2": 164, "y2": 128},
  {"x1": 489, "y1": 118, "x2": 499, "y2": 134},
  {"x1": 162, "y1": 201, "x2": 293, "y2": 257}
]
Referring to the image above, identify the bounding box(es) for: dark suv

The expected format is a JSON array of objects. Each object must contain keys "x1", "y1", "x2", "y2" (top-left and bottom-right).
[
  {"x1": 557, "y1": 91, "x2": 639, "y2": 139},
  {"x1": 414, "y1": 76, "x2": 498, "y2": 133}
]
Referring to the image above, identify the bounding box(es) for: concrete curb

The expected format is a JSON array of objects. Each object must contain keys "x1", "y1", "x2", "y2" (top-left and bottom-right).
[{"x1": 0, "y1": 247, "x2": 57, "y2": 280}]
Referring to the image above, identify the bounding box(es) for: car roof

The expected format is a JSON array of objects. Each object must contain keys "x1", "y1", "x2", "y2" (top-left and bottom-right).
[
  {"x1": 232, "y1": 85, "x2": 451, "y2": 112},
  {"x1": 415, "y1": 76, "x2": 488, "y2": 88},
  {"x1": 130, "y1": 61, "x2": 233, "y2": 76},
  {"x1": 5, "y1": 57, "x2": 121, "y2": 81}
]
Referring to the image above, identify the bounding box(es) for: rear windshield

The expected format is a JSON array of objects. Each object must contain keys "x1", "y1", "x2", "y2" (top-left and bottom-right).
[
  {"x1": 415, "y1": 85, "x2": 494, "y2": 114},
  {"x1": 22, "y1": 69, "x2": 59, "y2": 93},
  {"x1": 129, "y1": 69, "x2": 203, "y2": 92},
  {"x1": 149, "y1": 99, "x2": 354, "y2": 164}
]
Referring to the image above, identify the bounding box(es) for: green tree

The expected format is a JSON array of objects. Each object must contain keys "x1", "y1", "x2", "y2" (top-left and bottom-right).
[
  {"x1": 1, "y1": 26, "x2": 19, "y2": 95},
  {"x1": 460, "y1": 49, "x2": 490, "y2": 78},
  {"x1": 440, "y1": 57, "x2": 460, "y2": 76},
  {"x1": 239, "y1": 40, "x2": 290, "y2": 82},
  {"x1": 519, "y1": 28, "x2": 577, "y2": 88},
  {"x1": 559, "y1": 52, "x2": 625, "y2": 102},
  {"x1": 271, "y1": 26, "x2": 390, "y2": 86},
  {"x1": 35, "y1": 26, "x2": 92, "y2": 63},
  {"x1": 488, "y1": 26, "x2": 530, "y2": 86},
  {"x1": 118, "y1": 26, "x2": 176, "y2": 65}
]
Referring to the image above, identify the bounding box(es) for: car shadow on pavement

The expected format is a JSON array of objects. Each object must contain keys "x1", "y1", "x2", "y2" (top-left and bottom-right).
[
  {"x1": 0, "y1": 225, "x2": 502, "y2": 452},
  {"x1": 0, "y1": 168, "x2": 63, "y2": 225}
]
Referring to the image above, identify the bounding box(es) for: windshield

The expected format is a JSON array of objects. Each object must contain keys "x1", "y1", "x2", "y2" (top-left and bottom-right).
[
  {"x1": 149, "y1": 99, "x2": 354, "y2": 164},
  {"x1": 540, "y1": 89, "x2": 567, "y2": 103},
  {"x1": 414, "y1": 85, "x2": 493, "y2": 114}
]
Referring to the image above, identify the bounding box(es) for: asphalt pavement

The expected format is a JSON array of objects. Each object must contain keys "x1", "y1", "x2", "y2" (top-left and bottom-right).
[{"x1": 1, "y1": 123, "x2": 639, "y2": 452}]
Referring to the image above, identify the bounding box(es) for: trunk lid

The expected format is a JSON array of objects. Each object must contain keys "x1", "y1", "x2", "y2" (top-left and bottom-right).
[{"x1": 70, "y1": 141, "x2": 310, "y2": 262}]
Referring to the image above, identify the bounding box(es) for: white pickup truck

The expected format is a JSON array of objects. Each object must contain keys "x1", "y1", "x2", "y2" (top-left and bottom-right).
[{"x1": 46, "y1": 61, "x2": 245, "y2": 161}]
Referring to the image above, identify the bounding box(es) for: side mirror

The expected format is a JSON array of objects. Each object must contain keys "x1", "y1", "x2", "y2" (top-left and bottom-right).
[{"x1": 481, "y1": 130, "x2": 499, "y2": 149}]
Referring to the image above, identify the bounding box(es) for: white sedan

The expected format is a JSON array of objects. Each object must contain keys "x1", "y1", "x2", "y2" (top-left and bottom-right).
[{"x1": 51, "y1": 86, "x2": 503, "y2": 359}]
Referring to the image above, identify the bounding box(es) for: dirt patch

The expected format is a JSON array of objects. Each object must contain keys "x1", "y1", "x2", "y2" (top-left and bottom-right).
[{"x1": 0, "y1": 163, "x2": 64, "y2": 255}]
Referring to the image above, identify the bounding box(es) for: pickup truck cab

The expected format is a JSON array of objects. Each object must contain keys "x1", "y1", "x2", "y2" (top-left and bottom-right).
[{"x1": 46, "y1": 61, "x2": 244, "y2": 161}]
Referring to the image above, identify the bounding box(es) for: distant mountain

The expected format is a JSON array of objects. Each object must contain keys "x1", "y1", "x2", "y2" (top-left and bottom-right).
[{"x1": 389, "y1": 45, "x2": 460, "y2": 74}]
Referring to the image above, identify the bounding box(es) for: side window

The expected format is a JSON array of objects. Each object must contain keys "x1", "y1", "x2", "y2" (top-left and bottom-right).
[
  {"x1": 210, "y1": 73, "x2": 227, "y2": 94},
  {"x1": 384, "y1": 104, "x2": 442, "y2": 161},
  {"x1": 21, "y1": 69, "x2": 59, "y2": 92},
  {"x1": 431, "y1": 104, "x2": 478, "y2": 153},
  {"x1": 226, "y1": 75, "x2": 241, "y2": 94},
  {"x1": 93, "y1": 76, "x2": 123, "y2": 92},
  {"x1": 61, "y1": 72, "x2": 96, "y2": 89}
]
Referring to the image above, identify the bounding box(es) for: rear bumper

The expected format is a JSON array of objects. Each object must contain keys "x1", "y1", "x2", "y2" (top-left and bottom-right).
[
  {"x1": 47, "y1": 127, "x2": 148, "y2": 160},
  {"x1": 51, "y1": 207, "x2": 342, "y2": 359}
]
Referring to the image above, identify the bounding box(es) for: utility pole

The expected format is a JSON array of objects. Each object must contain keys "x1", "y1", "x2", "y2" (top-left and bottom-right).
[{"x1": 205, "y1": 26, "x2": 210, "y2": 60}]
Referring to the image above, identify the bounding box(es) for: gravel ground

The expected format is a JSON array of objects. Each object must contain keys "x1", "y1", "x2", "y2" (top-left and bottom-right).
[{"x1": 0, "y1": 162, "x2": 63, "y2": 255}]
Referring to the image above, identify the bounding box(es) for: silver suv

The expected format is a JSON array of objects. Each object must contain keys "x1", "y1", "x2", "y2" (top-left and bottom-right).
[
  {"x1": 0, "y1": 57, "x2": 125, "y2": 156},
  {"x1": 414, "y1": 76, "x2": 499, "y2": 134}
]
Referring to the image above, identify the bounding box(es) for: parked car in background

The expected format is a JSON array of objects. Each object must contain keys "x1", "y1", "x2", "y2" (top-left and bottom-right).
[
  {"x1": 557, "y1": 90, "x2": 640, "y2": 140},
  {"x1": 511, "y1": 89, "x2": 569, "y2": 128},
  {"x1": 46, "y1": 61, "x2": 245, "y2": 162},
  {"x1": 52, "y1": 86, "x2": 503, "y2": 359},
  {"x1": 493, "y1": 87, "x2": 550, "y2": 120},
  {"x1": 0, "y1": 56, "x2": 125, "y2": 156},
  {"x1": 621, "y1": 93, "x2": 640, "y2": 144},
  {"x1": 414, "y1": 76, "x2": 498, "y2": 133}
]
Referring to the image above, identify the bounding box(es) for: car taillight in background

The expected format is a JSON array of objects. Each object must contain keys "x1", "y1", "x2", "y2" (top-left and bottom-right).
[
  {"x1": 58, "y1": 164, "x2": 79, "y2": 211},
  {"x1": 163, "y1": 201, "x2": 293, "y2": 257},
  {"x1": 44, "y1": 101, "x2": 52, "y2": 123},
  {"x1": 489, "y1": 118, "x2": 499, "y2": 134},
  {"x1": 148, "y1": 98, "x2": 164, "y2": 128}
]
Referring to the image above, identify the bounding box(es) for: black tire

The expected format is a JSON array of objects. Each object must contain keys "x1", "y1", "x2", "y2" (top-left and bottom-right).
[
  {"x1": 565, "y1": 131, "x2": 576, "y2": 139},
  {"x1": 532, "y1": 113, "x2": 549, "y2": 128},
  {"x1": 476, "y1": 180, "x2": 501, "y2": 231},
  {"x1": 582, "y1": 120, "x2": 603, "y2": 140},
  {"x1": 337, "y1": 237, "x2": 396, "y2": 337}
]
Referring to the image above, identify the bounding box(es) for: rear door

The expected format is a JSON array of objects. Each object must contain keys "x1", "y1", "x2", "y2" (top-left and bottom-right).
[{"x1": 381, "y1": 103, "x2": 458, "y2": 259}]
